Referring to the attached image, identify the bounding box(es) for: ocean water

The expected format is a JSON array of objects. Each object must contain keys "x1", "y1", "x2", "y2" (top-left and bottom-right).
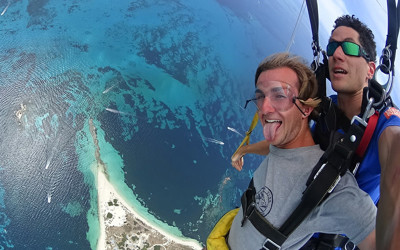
[{"x1": 0, "y1": 0, "x2": 312, "y2": 248}]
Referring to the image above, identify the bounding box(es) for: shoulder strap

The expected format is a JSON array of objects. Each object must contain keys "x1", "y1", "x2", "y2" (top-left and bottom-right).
[{"x1": 355, "y1": 111, "x2": 379, "y2": 158}]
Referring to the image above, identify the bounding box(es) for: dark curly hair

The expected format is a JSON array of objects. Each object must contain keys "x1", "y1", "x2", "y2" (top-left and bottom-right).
[{"x1": 332, "y1": 15, "x2": 377, "y2": 62}]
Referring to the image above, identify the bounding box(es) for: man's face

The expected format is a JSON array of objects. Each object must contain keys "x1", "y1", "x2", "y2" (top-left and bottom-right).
[
  {"x1": 328, "y1": 26, "x2": 374, "y2": 95},
  {"x1": 256, "y1": 67, "x2": 306, "y2": 149}
]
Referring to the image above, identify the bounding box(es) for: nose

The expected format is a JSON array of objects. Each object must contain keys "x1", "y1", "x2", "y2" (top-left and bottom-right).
[
  {"x1": 332, "y1": 44, "x2": 345, "y2": 60},
  {"x1": 259, "y1": 96, "x2": 275, "y2": 113}
]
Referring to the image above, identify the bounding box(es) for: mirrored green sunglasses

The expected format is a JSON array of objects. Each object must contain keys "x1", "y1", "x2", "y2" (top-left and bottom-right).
[{"x1": 326, "y1": 41, "x2": 370, "y2": 61}]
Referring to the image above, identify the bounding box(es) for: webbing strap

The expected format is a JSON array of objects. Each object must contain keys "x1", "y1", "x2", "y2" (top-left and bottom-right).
[
  {"x1": 241, "y1": 180, "x2": 287, "y2": 249},
  {"x1": 355, "y1": 111, "x2": 379, "y2": 158},
  {"x1": 306, "y1": 0, "x2": 320, "y2": 53},
  {"x1": 383, "y1": 0, "x2": 400, "y2": 73},
  {"x1": 281, "y1": 121, "x2": 365, "y2": 235},
  {"x1": 232, "y1": 112, "x2": 258, "y2": 157},
  {"x1": 306, "y1": 0, "x2": 331, "y2": 100},
  {"x1": 314, "y1": 54, "x2": 329, "y2": 98}
]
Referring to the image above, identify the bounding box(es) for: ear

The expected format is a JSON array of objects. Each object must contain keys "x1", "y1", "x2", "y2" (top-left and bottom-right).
[
  {"x1": 301, "y1": 99, "x2": 314, "y2": 119},
  {"x1": 366, "y1": 61, "x2": 376, "y2": 79}
]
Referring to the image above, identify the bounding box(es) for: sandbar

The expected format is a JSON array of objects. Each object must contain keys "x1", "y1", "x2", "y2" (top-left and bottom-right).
[{"x1": 89, "y1": 119, "x2": 203, "y2": 249}]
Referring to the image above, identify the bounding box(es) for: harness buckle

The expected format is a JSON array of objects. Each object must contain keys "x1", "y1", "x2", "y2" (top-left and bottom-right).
[
  {"x1": 351, "y1": 97, "x2": 375, "y2": 127},
  {"x1": 263, "y1": 238, "x2": 281, "y2": 250},
  {"x1": 311, "y1": 41, "x2": 321, "y2": 71},
  {"x1": 241, "y1": 201, "x2": 256, "y2": 226},
  {"x1": 344, "y1": 240, "x2": 356, "y2": 250}
]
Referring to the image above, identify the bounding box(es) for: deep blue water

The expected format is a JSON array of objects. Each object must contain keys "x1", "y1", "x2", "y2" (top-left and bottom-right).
[{"x1": 0, "y1": 0, "x2": 320, "y2": 248}]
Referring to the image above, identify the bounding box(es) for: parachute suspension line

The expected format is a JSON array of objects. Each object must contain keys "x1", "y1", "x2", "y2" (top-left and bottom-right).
[
  {"x1": 286, "y1": 0, "x2": 306, "y2": 52},
  {"x1": 374, "y1": 0, "x2": 386, "y2": 13}
]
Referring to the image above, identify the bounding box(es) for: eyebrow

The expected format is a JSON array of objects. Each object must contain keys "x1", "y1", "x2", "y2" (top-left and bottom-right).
[
  {"x1": 328, "y1": 37, "x2": 357, "y2": 43},
  {"x1": 254, "y1": 86, "x2": 286, "y2": 95},
  {"x1": 254, "y1": 89, "x2": 263, "y2": 95}
]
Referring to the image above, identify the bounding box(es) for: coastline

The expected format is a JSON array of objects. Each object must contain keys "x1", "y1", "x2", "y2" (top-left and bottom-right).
[
  {"x1": 96, "y1": 168, "x2": 203, "y2": 249},
  {"x1": 89, "y1": 118, "x2": 203, "y2": 249}
]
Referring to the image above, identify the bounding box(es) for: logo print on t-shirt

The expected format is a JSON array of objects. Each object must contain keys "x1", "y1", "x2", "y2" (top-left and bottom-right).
[
  {"x1": 384, "y1": 107, "x2": 400, "y2": 119},
  {"x1": 255, "y1": 186, "x2": 273, "y2": 216}
]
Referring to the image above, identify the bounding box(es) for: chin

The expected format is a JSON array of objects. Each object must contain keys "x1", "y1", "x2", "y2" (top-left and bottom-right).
[{"x1": 331, "y1": 84, "x2": 344, "y2": 93}]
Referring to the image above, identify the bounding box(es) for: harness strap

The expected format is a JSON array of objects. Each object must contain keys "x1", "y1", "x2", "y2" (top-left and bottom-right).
[
  {"x1": 306, "y1": 0, "x2": 330, "y2": 104},
  {"x1": 383, "y1": 0, "x2": 400, "y2": 73},
  {"x1": 283, "y1": 122, "x2": 365, "y2": 231},
  {"x1": 355, "y1": 111, "x2": 379, "y2": 158},
  {"x1": 241, "y1": 180, "x2": 287, "y2": 250},
  {"x1": 314, "y1": 53, "x2": 329, "y2": 97},
  {"x1": 306, "y1": 0, "x2": 320, "y2": 54}
]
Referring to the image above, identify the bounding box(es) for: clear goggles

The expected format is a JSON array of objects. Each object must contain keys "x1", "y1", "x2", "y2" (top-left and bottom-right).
[{"x1": 244, "y1": 81, "x2": 304, "y2": 115}]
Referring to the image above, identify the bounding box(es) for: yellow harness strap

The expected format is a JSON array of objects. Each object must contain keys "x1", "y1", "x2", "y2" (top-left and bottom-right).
[
  {"x1": 206, "y1": 208, "x2": 239, "y2": 250},
  {"x1": 232, "y1": 112, "x2": 259, "y2": 157}
]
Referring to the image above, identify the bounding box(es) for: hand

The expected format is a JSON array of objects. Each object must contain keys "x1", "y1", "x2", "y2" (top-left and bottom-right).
[
  {"x1": 231, "y1": 148, "x2": 245, "y2": 171},
  {"x1": 230, "y1": 141, "x2": 269, "y2": 172}
]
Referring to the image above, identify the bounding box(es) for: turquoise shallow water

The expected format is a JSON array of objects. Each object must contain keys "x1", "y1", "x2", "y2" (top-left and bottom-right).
[{"x1": 0, "y1": 0, "x2": 330, "y2": 248}]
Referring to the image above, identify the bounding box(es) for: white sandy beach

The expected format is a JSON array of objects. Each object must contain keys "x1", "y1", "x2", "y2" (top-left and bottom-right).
[{"x1": 96, "y1": 167, "x2": 203, "y2": 250}]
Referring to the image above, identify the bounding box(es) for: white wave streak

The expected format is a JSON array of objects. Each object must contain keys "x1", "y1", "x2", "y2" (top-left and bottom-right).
[
  {"x1": 205, "y1": 137, "x2": 224, "y2": 145},
  {"x1": 102, "y1": 84, "x2": 116, "y2": 94},
  {"x1": 105, "y1": 108, "x2": 128, "y2": 115},
  {"x1": 227, "y1": 126, "x2": 244, "y2": 137},
  {"x1": 1, "y1": 1, "x2": 10, "y2": 16},
  {"x1": 45, "y1": 158, "x2": 51, "y2": 170},
  {"x1": 45, "y1": 147, "x2": 56, "y2": 170}
]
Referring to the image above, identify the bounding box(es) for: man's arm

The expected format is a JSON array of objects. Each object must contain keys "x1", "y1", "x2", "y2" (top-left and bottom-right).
[
  {"x1": 358, "y1": 230, "x2": 376, "y2": 250},
  {"x1": 231, "y1": 140, "x2": 270, "y2": 171},
  {"x1": 377, "y1": 126, "x2": 400, "y2": 250}
]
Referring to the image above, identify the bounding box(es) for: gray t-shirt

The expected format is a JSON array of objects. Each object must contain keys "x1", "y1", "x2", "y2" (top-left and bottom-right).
[{"x1": 228, "y1": 145, "x2": 377, "y2": 250}]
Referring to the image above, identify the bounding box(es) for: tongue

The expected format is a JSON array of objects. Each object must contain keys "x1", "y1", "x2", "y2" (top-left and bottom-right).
[{"x1": 263, "y1": 122, "x2": 280, "y2": 141}]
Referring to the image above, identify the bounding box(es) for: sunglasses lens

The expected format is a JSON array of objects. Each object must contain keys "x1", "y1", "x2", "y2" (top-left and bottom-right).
[
  {"x1": 326, "y1": 42, "x2": 339, "y2": 56},
  {"x1": 341, "y1": 42, "x2": 360, "y2": 56},
  {"x1": 326, "y1": 41, "x2": 362, "y2": 57}
]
